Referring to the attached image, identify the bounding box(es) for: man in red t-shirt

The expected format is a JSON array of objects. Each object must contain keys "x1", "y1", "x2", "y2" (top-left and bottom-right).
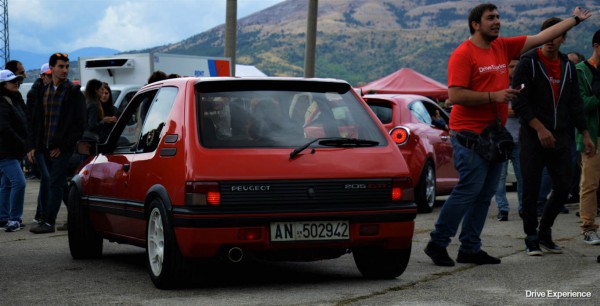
[
  {"x1": 512, "y1": 18, "x2": 594, "y2": 256},
  {"x1": 425, "y1": 3, "x2": 592, "y2": 267}
]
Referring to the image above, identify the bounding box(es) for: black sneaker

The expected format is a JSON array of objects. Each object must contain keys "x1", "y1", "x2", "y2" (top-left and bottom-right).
[
  {"x1": 497, "y1": 211, "x2": 508, "y2": 221},
  {"x1": 456, "y1": 250, "x2": 501, "y2": 265},
  {"x1": 424, "y1": 241, "x2": 455, "y2": 266},
  {"x1": 29, "y1": 222, "x2": 55, "y2": 234},
  {"x1": 525, "y1": 238, "x2": 543, "y2": 256},
  {"x1": 539, "y1": 229, "x2": 562, "y2": 253}
]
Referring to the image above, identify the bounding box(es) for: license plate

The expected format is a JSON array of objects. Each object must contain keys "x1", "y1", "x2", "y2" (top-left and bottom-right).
[{"x1": 270, "y1": 221, "x2": 350, "y2": 241}]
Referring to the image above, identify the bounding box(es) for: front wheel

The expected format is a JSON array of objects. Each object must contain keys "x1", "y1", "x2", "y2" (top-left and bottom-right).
[
  {"x1": 415, "y1": 161, "x2": 436, "y2": 213},
  {"x1": 146, "y1": 198, "x2": 189, "y2": 289},
  {"x1": 353, "y1": 245, "x2": 411, "y2": 279}
]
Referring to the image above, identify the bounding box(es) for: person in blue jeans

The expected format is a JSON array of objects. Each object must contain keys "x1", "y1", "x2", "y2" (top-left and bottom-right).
[
  {"x1": 495, "y1": 144, "x2": 522, "y2": 220},
  {"x1": 0, "y1": 69, "x2": 28, "y2": 232},
  {"x1": 495, "y1": 60, "x2": 522, "y2": 221},
  {"x1": 27, "y1": 53, "x2": 86, "y2": 234}
]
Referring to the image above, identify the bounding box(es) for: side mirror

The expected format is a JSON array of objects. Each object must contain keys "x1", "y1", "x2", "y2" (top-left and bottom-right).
[{"x1": 77, "y1": 140, "x2": 98, "y2": 156}]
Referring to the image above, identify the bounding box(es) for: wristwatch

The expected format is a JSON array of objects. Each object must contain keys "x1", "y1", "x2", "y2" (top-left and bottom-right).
[{"x1": 573, "y1": 15, "x2": 581, "y2": 25}]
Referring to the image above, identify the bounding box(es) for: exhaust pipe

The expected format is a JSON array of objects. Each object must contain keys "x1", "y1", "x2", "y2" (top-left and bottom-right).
[{"x1": 226, "y1": 247, "x2": 244, "y2": 263}]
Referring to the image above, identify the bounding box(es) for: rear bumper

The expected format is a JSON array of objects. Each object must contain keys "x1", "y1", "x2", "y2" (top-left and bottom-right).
[{"x1": 172, "y1": 210, "x2": 416, "y2": 258}]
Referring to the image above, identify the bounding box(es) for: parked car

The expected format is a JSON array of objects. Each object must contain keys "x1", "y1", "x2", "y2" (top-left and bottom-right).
[
  {"x1": 68, "y1": 77, "x2": 417, "y2": 288},
  {"x1": 363, "y1": 94, "x2": 458, "y2": 213}
]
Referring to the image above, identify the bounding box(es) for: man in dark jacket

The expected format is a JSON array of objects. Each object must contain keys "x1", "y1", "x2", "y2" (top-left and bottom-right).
[
  {"x1": 513, "y1": 18, "x2": 594, "y2": 256},
  {"x1": 27, "y1": 53, "x2": 86, "y2": 234},
  {"x1": 26, "y1": 63, "x2": 52, "y2": 223}
]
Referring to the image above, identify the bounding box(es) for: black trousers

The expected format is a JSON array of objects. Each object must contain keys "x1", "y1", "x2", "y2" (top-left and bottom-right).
[{"x1": 520, "y1": 127, "x2": 572, "y2": 237}]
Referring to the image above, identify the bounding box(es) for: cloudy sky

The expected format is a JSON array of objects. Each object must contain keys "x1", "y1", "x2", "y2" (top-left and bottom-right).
[{"x1": 9, "y1": 0, "x2": 285, "y2": 54}]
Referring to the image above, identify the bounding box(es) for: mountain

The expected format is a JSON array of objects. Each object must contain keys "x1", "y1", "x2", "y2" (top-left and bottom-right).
[
  {"x1": 12, "y1": 47, "x2": 120, "y2": 81},
  {"x1": 29, "y1": 1, "x2": 600, "y2": 87}
]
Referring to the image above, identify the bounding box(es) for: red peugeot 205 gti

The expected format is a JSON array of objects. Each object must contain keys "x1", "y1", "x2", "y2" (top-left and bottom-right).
[{"x1": 68, "y1": 77, "x2": 417, "y2": 288}]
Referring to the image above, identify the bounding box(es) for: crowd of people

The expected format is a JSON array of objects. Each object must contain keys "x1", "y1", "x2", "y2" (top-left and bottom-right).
[
  {"x1": 425, "y1": 3, "x2": 600, "y2": 267},
  {"x1": 0, "y1": 49, "x2": 182, "y2": 233},
  {"x1": 0, "y1": 53, "x2": 125, "y2": 233}
]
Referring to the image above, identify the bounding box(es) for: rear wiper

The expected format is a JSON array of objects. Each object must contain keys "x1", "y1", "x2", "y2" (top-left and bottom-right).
[
  {"x1": 318, "y1": 138, "x2": 379, "y2": 147},
  {"x1": 289, "y1": 137, "x2": 379, "y2": 159}
]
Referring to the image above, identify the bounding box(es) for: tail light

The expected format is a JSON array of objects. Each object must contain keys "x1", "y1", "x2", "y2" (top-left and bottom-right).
[
  {"x1": 390, "y1": 126, "x2": 410, "y2": 145},
  {"x1": 185, "y1": 182, "x2": 221, "y2": 206},
  {"x1": 392, "y1": 177, "x2": 413, "y2": 201}
]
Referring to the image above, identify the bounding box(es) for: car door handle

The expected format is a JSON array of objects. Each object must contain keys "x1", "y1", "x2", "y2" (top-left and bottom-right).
[
  {"x1": 123, "y1": 164, "x2": 130, "y2": 172},
  {"x1": 441, "y1": 136, "x2": 449, "y2": 141}
]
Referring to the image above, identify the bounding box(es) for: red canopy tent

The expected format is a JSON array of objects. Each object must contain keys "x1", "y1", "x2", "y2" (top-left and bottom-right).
[{"x1": 360, "y1": 68, "x2": 448, "y2": 100}]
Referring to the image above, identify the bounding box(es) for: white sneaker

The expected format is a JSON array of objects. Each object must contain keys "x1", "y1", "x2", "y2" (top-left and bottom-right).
[
  {"x1": 583, "y1": 230, "x2": 600, "y2": 245},
  {"x1": 5, "y1": 221, "x2": 21, "y2": 232}
]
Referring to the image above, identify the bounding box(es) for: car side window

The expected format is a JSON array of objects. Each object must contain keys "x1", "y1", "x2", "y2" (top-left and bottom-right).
[
  {"x1": 137, "y1": 87, "x2": 178, "y2": 153},
  {"x1": 112, "y1": 91, "x2": 157, "y2": 154},
  {"x1": 408, "y1": 101, "x2": 432, "y2": 125}
]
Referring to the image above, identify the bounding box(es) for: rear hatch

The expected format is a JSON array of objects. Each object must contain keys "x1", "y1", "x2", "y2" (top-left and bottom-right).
[{"x1": 186, "y1": 78, "x2": 414, "y2": 212}]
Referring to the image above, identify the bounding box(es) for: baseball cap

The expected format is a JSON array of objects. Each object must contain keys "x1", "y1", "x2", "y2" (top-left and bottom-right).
[
  {"x1": 0, "y1": 69, "x2": 24, "y2": 83},
  {"x1": 40, "y1": 63, "x2": 51, "y2": 75}
]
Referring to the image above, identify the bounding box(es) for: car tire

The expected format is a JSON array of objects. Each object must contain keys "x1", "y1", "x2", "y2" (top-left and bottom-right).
[
  {"x1": 146, "y1": 198, "x2": 189, "y2": 289},
  {"x1": 67, "y1": 184, "x2": 103, "y2": 259},
  {"x1": 352, "y1": 245, "x2": 411, "y2": 279},
  {"x1": 415, "y1": 161, "x2": 436, "y2": 213}
]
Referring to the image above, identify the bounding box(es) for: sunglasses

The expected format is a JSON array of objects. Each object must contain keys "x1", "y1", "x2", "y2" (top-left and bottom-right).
[{"x1": 55, "y1": 53, "x2": 68, "y2": 58}]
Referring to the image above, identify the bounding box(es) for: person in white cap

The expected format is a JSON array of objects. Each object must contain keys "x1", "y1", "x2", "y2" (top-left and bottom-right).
[
  {"x1": 26, "y1": 63, "x2": 53, "y2": 224},
  {"x1": 0, "y1": 69, "x2": 28, "y2": 232}
]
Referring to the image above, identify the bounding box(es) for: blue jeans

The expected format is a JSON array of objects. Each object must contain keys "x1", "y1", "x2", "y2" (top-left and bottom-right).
[
  {"x1": 0, "y1": 159, "x2": 26, "y2": 222},
  {"x1": 430, "y1": 136, "x2": 503, "y2": 253},
  {"x1": 34, "y1": 151, "x2": 50, "y2": 220},
  {"x1": 36, "y1": 151, "x2": 70, "y2": 226},
  {"x1": 495, "y1": 143, "x2": 522, "y2": 212}
]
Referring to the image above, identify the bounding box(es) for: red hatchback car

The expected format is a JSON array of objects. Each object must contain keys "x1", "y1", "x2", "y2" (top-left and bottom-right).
[
  {"x1": 68, "y1": 77, "x2": 417, "y2": 288},
  {"x1": 363, "y1": 94, "x2": 458, "y2": 213}
]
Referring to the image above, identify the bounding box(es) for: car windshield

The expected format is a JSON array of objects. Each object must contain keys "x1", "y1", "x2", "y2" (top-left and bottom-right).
[{"x1": 196, "y1": 82, "x2": 387, "y2": 148}]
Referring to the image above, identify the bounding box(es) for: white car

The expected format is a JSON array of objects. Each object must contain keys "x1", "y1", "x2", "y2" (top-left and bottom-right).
[{"x1": 107, "y1": 84, "x2": 142, "y2": 114}]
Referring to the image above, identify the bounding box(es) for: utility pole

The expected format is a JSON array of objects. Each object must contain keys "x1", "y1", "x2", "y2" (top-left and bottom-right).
[
  {"x1": 0, "y1": 0, "x2": 9, "y2": 67},
  {"x1": 225, "y1": 0, "x2": 237, "y2": 76},
  {"x1": 304, "y1": 0, "x2": 318, "y2": 78}
]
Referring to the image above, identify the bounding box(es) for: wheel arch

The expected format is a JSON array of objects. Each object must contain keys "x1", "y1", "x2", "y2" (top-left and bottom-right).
[
  {"x1": 144, "y1": 184, "x2": 173, "y2": 217},
  {"x1": 68, "y1": 175, "x2": 83, "y2": 200}
]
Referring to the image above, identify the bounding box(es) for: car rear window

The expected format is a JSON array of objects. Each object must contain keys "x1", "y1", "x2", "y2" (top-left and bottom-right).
[
  {"x1": 368, "y1": 103, "x2": 393, "y2": 124},
  {"x1": 195, "y1": 81, "x2": 387, "y2": 148}
]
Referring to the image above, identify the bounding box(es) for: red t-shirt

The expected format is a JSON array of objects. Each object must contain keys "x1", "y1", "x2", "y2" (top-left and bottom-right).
[
  {"x1": 536, "y1": 48, "x2": 561, "y2": 106},
  {"x1": 448, "y1": 36, "x2": 526, "y2": 133}
]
